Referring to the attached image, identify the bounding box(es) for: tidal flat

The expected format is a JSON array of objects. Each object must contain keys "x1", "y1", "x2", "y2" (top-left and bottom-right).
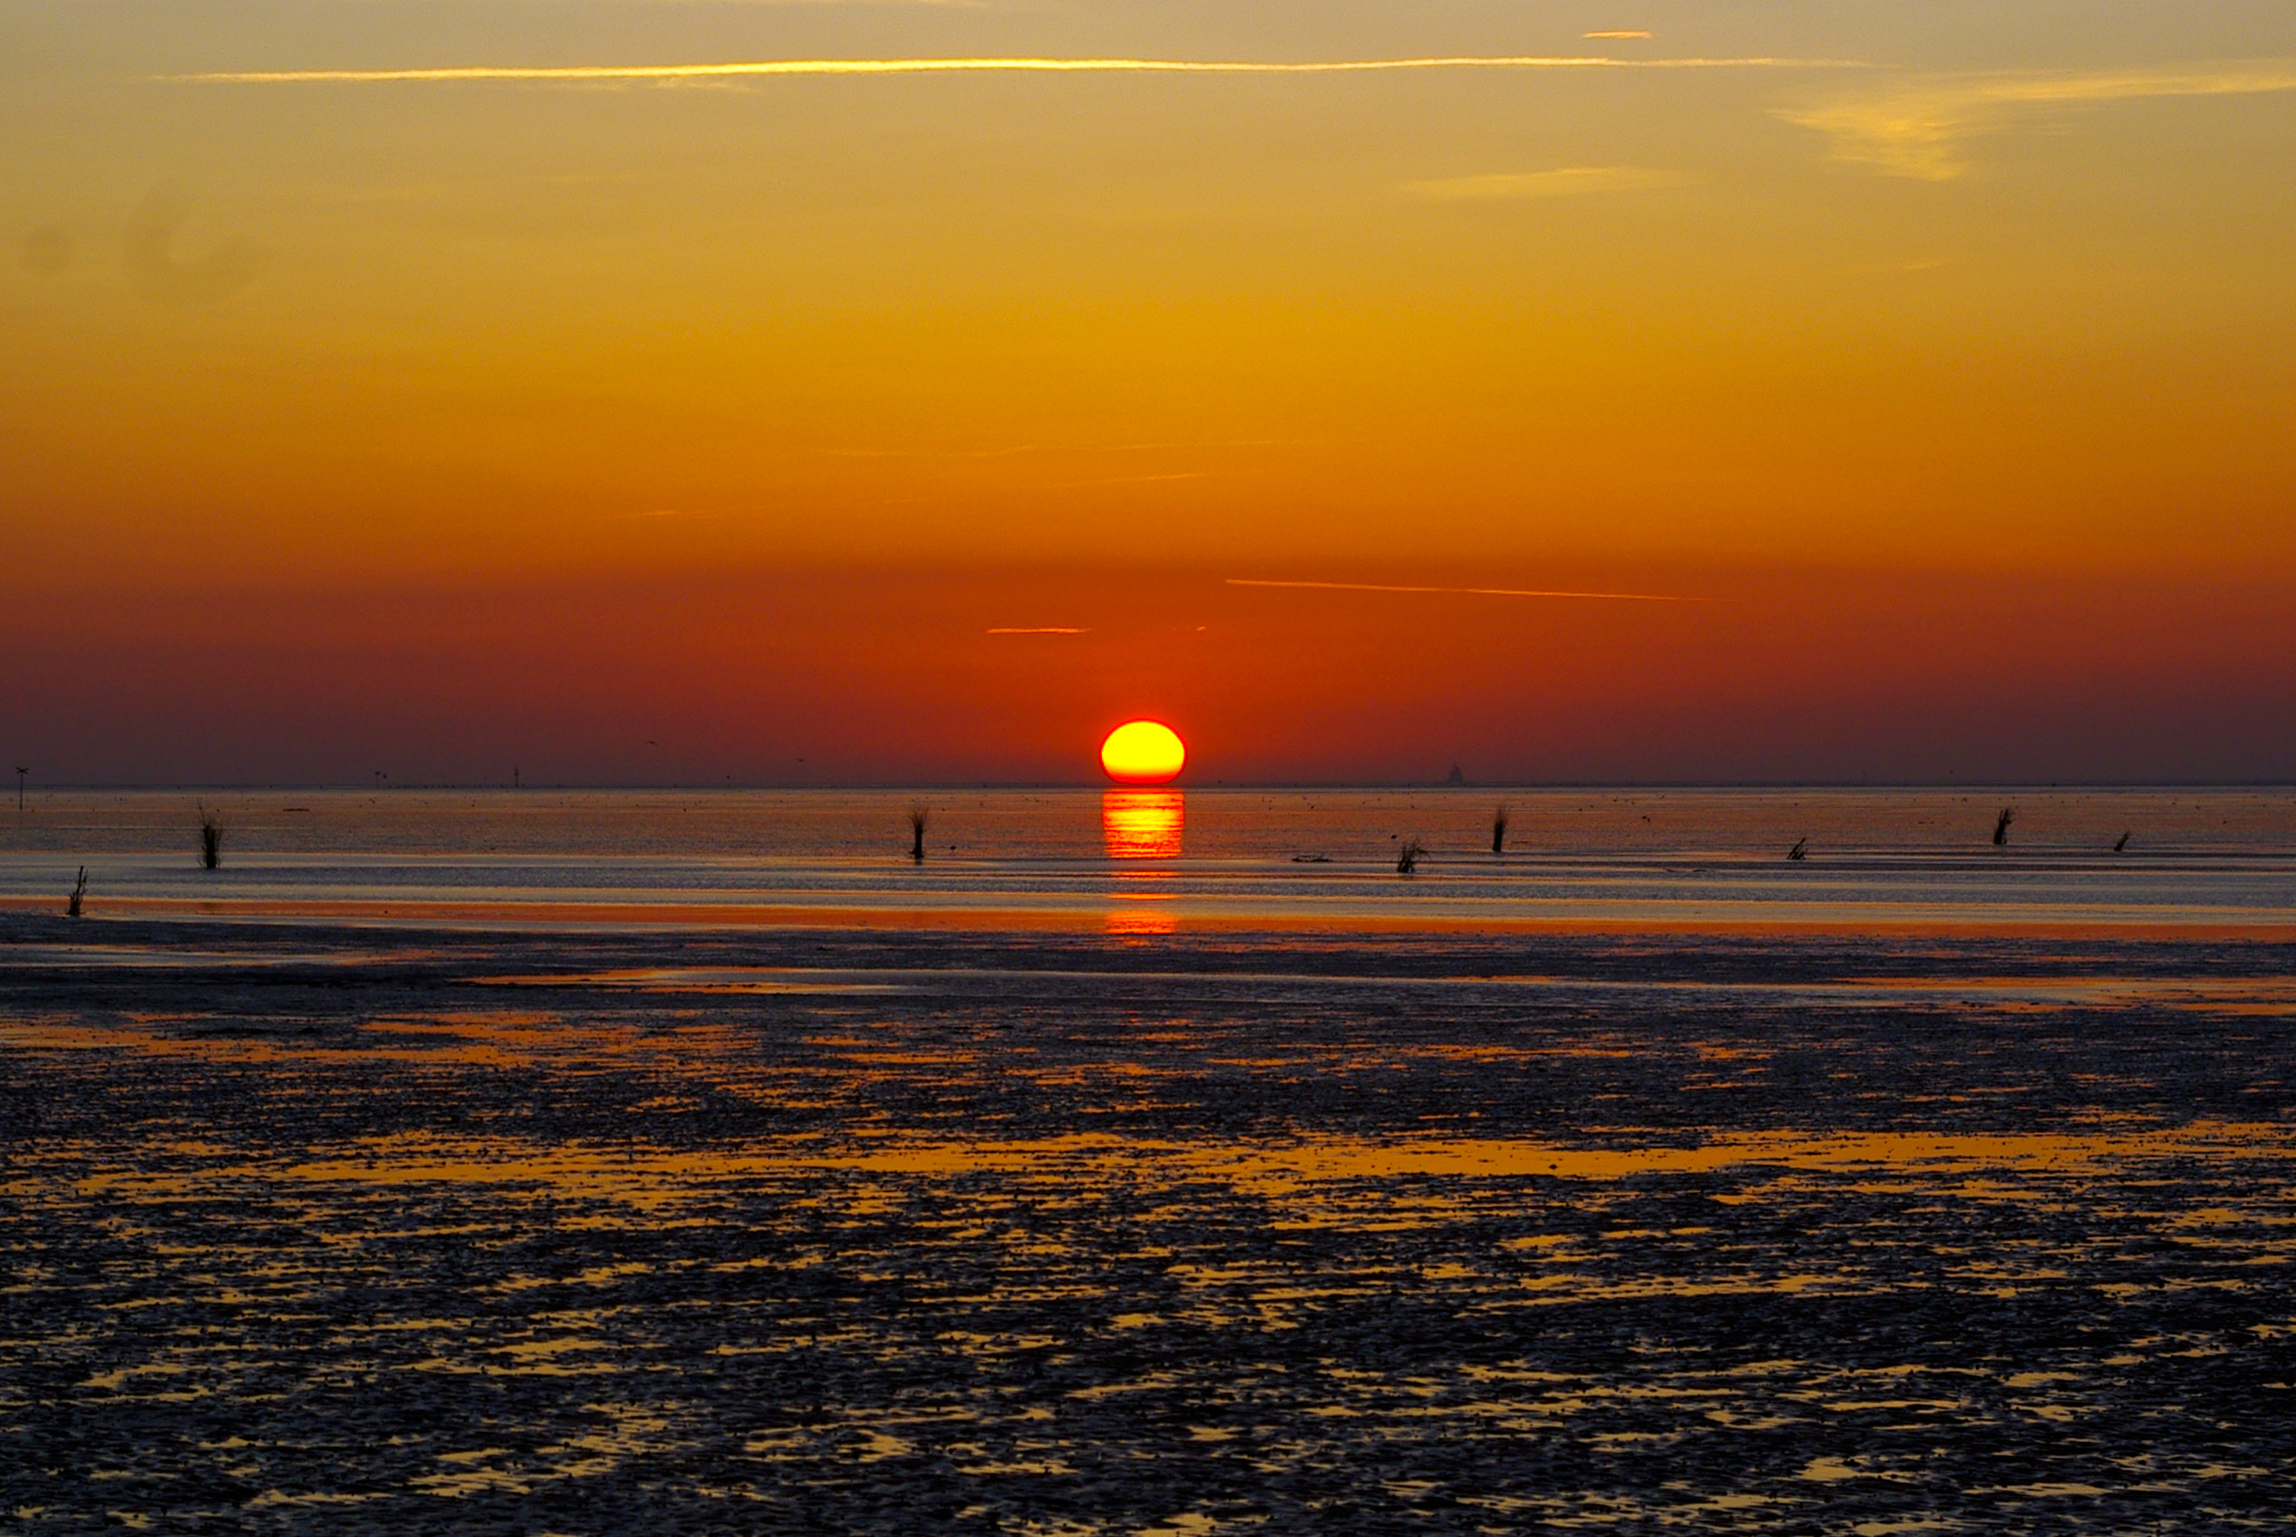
[
  {"x1": 5, "y1": 916, "x2": 2296, "y2": 1534},
  {"x1": 3, "y1": 789, "x2": 2294, "y2": 1531}
]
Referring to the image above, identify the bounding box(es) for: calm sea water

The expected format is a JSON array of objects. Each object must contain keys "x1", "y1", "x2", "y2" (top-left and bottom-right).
[{"x1": 2, "y1": 786, "x2": 2291, "y2": 931}]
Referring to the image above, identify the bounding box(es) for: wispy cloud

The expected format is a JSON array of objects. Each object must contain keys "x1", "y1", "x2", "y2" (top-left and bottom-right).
[
  {"x1": 986, "y1": 626, "x2": 1089, "y2": 634},
  {"x1": 1226, "y1": 579, "x2": 1682, "y2": 602},
  {"x1": 174, "y1": 54, "x2": 1866, "y2": 85},
  {"x1": 1779, "y1": 63, "x2": 2296, "y2": 179},
  {"x1": 823, "y1": 437, "x2": 1317, "y2": 460},
  {"x1": 1585, "y1": 31, "x2": 1653, "y2": 40},
  {"x1": 1405, "y1": 165, "x2": 1688, "y2": 200},
  {"x1": 1049, "y1": 470, "x2": 1210, "y2": 490}
]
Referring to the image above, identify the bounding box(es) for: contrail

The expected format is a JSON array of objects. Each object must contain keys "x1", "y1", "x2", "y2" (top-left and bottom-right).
[
  {"x1": 1226, "y1": 579, "x2": 1685, "y2": 602},
  {"x1": 173, "y1": 55, "x2": 1868, "y2": 85}
]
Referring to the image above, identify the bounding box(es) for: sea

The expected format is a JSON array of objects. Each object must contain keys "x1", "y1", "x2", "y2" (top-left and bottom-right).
[{"x1": 3, "y1": 787, "x2": 2293, "y2": 1533}]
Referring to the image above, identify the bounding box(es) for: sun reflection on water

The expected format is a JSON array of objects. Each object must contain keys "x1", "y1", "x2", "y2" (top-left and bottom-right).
[
  {"x1": 1104, "y1": 905, "x2": 1178, "y2": 936},
  {"x1": 1102, "y1": 790, "x2": 1183, "y2": 860}
]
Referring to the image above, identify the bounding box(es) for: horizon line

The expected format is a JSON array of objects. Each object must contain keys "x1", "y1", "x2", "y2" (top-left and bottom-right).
[{"x1": 13, "y1": 780, "x2": 2286, "y2": 794}]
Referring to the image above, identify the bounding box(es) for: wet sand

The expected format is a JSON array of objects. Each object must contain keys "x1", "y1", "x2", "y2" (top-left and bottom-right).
[{"x1": 5, "y1": 912, "x2": 2294, "y2": 1533}]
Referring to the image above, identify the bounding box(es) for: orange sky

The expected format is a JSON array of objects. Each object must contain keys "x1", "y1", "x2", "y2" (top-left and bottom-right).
[
  {"x1": 4, "y1": 2, "x2": 2293, "y2": 782},
  {"x1": 9, "y1": 564, "x2": 2290, "y2": 785}
]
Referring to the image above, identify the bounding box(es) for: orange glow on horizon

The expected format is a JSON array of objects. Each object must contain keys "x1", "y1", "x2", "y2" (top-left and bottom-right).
[{"x1": 1100, "y1": 720, "x2": 1187, "y2": 784}]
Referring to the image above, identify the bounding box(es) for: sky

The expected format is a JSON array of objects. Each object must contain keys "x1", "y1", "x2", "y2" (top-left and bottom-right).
[{"x1": 3, "y1": 1, "x2": 2293, "y2": 784}]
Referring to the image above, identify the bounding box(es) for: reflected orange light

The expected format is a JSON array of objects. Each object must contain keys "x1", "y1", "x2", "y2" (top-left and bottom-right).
[
  {"x1": 1100, "y1": 720, "x2": 1186, "y2": 784},
  {"x1": 1103, "y1": 789, "x2": 1184, "y2": 859},
  {"x1": 1105, "y1": 908, "x2": 1179, "y2": 936}
]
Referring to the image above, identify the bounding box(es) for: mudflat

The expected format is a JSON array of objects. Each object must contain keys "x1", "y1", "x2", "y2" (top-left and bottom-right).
[{"x1": 5, "y1": 908, "x2": 2294, "y2": 1533}]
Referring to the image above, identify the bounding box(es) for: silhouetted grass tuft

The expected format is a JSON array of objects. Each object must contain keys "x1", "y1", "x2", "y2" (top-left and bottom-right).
[
  {"x1": 1787, "y1": 837, "x2": 1808, "y2": 861},
  {"x1": 2114, "y1": 830, "x2": 2130, "y2": 853},
  {"x1": 1491, "y1": 805, "x2": 1510, "y2": 855},
  {"x1": 67, "y1": 867, "x2": 87, "y2": 918},
  {"x1": 1993, "y1": 807, "x2": 2015, "y2": 846},
  {"x1": 908, "y1": 805, "x2": 930, "y2": 863},
  {"x1": 1396, "y1": 838, "x2": 1427, "y2": 875},
  {"x1": 198, "y1": 806, "x2": 224, "y2": 870}
]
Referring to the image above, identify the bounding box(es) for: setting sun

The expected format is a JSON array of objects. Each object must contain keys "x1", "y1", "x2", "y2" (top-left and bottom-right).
[{"x1": 1099, "y1": 720, "x2": 1186, "y2": 784}]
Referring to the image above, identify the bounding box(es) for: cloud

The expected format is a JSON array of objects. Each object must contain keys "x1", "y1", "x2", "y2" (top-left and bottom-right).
[
  {"x1": 1405, "y1": 165, "x2": 1688, "y2": 200},
  {"x1": 174, "y1": 54, "x2": 1865, "y2": 85},
  {"x1": 122, "y1": 189, "x2": 258, "y2": 307},
  {"x1": 1226, "y1": 579, "x2": 1682, "y2": 602},
  {"x1": 986, "y1": 626, "x2": 1088, "y2": 634},
  {"x1": 1049, "y1": 470, "x2": 1209, "y2": 489},
  {"x1": 1778, "y1": 63, "x2": 2296, "y2": 179},
  {"x1": 1585, "y1": 31, "x2": 1653, "y2": 40}
]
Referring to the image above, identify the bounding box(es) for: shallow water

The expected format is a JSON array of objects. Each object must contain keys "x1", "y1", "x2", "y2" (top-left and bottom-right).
[
  {"x1": 3, "y1": 787, "x2": 2292, "y2": 935},
  {"x1": 3, "y1": 791, "x2": 2294, "y2": 1531}
]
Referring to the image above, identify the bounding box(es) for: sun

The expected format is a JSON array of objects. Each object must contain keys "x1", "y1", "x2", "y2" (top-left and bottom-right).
[{"x1": 1100, "y1": 720, "x2": 1186, "y2": 785}]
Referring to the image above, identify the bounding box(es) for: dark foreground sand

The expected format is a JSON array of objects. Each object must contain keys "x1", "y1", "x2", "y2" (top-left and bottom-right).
[{"x1": 4, "y1": 915, "x2": 2294, "y2": 1532}]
